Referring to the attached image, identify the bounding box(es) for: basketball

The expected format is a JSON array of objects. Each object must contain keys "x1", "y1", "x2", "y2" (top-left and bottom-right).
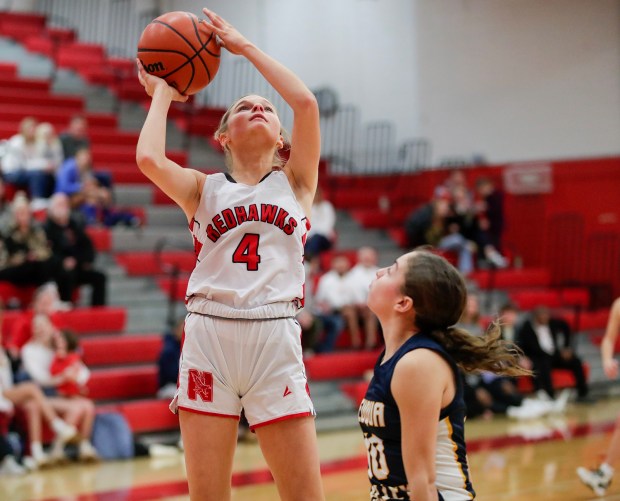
[{"x1": 137, "y1": 11, "x2": 221, "y2": 96}]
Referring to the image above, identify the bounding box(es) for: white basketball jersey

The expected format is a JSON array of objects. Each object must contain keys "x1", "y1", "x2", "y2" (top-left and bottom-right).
[{"x1": 185, "y1": 170, "x2": 309, "y2": 318}]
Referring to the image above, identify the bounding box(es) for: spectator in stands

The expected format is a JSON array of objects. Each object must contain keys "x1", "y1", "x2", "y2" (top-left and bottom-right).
[
  {"x1": 473, "y1": 177, "x2": 507, "y2": 268},
  {"x1": 1, "y1": 332, "x2": 78, "y2": 468},
  {"x1": 404, "y1": 195, "x2": 475, "y2": 275},
  {"x1": 404, "y1": 197, "x2": 450, "y2": 249},
  {"x1": 20, "y1": 314, "x2": 99, "y2": 462},
  {"x1": 78, "y1": 173, "x2": 140, "y2": 228},
  {"x1": 44, "y1": 193, "x2": 107, "y2": 306},
  {"x1": 4, "y1": 282, "x2": 70, "y2": 362},
  {"x1": 517, "y1": 306, "x2": 591, "y2": 402},
  {"x1": 157, "y1": 317, "x2": 184, "y2": 400},
  {"x1": 1, "y1": 117, "x2": 55, "y2": 207},
  {"x1": 577, "y1": 297, "x2": 620, "y2": 496},
  {"x1": 55, "y1": 146, "x2": 95, "y2": 206},
  {"x1": 59, "y1": 115, "x2": 90, "y2": 160},
  {"x1": 305, "y1": 186, "x2": 336, "y2": 261},
  {"x1": 35, "y1": 122, "x2": 63, "y2": 179},
  {"x1": 499, "y1": 301, "x2": 521, "y2": 344},
  {"x1": 313, "y1": 255, "x2": 351, "y2": 352},
  {"x1": 0, "y1": 194, "x2": 57, "y2": 290},
  {"x1": 50, "y1": 329, "x2": 90, "y2": 399},
  {"x1": 343, "y1": 246, "x2": 380, "y2": 350}
]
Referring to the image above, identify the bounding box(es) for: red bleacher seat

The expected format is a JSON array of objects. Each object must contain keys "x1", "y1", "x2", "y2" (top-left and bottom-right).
[
  {"x1": 157, "y1": 277, "x2": 190, "y2": 301},
  {"x1": 510, "y1": 289, "x2": 562, "y2": 310},
  {"x1": 116, "y1": 251, "x2": 196, "y2": 276},
  {"x1": 2, "y1": 307, "x2": 126, "y2": 338},
  {"x1": 517, "y1": 363, "x2": 590, "y2": 394},
  {"x1": 469, "y1": 268, "x2": 552, "y2": 289},
  {"x1": 87, "y1": 366, "x2": 158, "y2": 400},
  {"x1": 304, "y1": 350, "x2": 381, "y2": 381},
  {"x1": 24, "y1": 35, "x2": 54, "y2": 57},
  {"x1": 0, "y1": 75, "x2": 49, "y2": 91},
  {"x1": 0, "y1": 62, "x2": 17, "y2": 78},
  {"x1": 340, "y1": 381, "x2": 369, "y2": 406},
  {"x1": 81, "y1": 335, "x2": 162, "y2": 367},
  {"x1": 0, "y1": 12, "x2": 46, "y2": 42},
  {"x1": 85, "y1": 227, "x2": 111, "y2": 252},
  {"x1": 0, "y1": 282, "x2": 36, "y2": 307},
  {"x1": 0, "y1": 88, "x2": 84, "y2": 110},
  {"x1": 117, "y1": 399, "x2": 179, "y2": 433}
]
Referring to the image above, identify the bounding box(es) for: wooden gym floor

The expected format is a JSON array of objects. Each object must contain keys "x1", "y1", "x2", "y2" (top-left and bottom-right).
[{"x1": 3, "y1": 397, "x2": 620, "y2": 500}]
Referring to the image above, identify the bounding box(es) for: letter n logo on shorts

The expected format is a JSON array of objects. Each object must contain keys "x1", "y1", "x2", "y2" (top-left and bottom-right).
[{"x1": 187, "y1": 369, "x2": 213, "y2": 402}]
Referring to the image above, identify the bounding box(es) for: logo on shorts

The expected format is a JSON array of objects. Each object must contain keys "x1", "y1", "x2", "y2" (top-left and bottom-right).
[
  {"x1": 283, "y1": 386, "x2": 292, "y2": 397},
  {"x1": 187, "y1": 369, "x2": 213, "y2": 402}
]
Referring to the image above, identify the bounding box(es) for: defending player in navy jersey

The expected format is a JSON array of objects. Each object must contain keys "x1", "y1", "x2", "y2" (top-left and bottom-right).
[
  {"x1": 136, "y1": 7, "x2": 323, "y2": 501},
  {"x1": 359, "y1": 250, "x2": 528, "y2": 500}
]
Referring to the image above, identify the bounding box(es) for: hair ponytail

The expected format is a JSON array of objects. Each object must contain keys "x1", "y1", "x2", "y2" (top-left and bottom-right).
[{"x1": 429, "y1": 322, "x2": 530, "y2": 376}]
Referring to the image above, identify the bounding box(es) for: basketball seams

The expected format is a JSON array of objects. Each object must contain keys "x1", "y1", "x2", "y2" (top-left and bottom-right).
[{"x1": 189, "y1": 15, "x2": 214, "y2": 83}]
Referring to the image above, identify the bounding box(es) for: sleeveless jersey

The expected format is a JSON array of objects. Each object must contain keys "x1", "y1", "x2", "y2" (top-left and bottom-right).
[
  {"x1": 358, "y1": 332, "x2": 475, "y2": 501},
  {"x1": 185, "y1": 170, "x2": 309, "y2": 318}
]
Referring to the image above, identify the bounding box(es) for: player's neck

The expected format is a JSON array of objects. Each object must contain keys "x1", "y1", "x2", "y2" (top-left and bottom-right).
[
  {"x1": 230, "y1": 151, "x2": 274, "y2": 185},
  {"x1": 380, "y1": 317, "x2": 417, "y2": 363}
]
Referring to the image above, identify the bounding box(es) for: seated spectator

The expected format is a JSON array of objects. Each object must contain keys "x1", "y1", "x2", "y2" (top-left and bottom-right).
[
  {"x1": 473, "y1": 177, "x2": 507, "y2": 268},
  {"x1": 50, "y1": 330, "x2": 90, "y2": 398},
  {"x1": 0, "y1": 194, "x2": 57, "y2": 290},
  {"x1": 517, "y1": 306, "x2": 592, "y2": 402},
  {"x1": 157, "y1": 317, "x2": 184, "y2": 400},
  {"x1": 343, "y1": 246, "x2": 380, "y2": 350},
  {"x1": 44, "y1": 193, "x2": 107, "y2": 306},
  {"x1": 404, "y1": 196, "x2": 475, "y2": 275},
  {"x1": 404, "y1": 197, "x2": 449, "y2": 249},
  {"x1": 78, "y1": 173, "x2": 140, "y2": 228},
  {"x1": 59, "y1": 115, "x2": 90, "y2": 160},
  {"x1": 20, "y1": 314, "x2": 99, "y2": 462},
  {"x1": 305, "y1": 186, "x2": 336, "y2": 261},
  {"x1": 4, "y1": 282, "x2": 70, "y2": 362},
  {"x1": 1, "y1": 117, "x2": 55, "y2": 207},
  {"x1": 1, "y1": 344, "x2": 77, "y2": 468},
  {"x1": 55, "y1": 147, "x2": 95, "y2": 207},
  {"x1": 35, "y1": 122, "x2": 63, "y2": 180},
  {"x1": 312, "y1": 255, "x2": 351, "y2": 353}
]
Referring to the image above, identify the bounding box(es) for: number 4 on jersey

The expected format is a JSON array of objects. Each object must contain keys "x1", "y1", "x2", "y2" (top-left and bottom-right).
[{"x1": 233, "y1": 233, "x2": 261, "y2": 271}]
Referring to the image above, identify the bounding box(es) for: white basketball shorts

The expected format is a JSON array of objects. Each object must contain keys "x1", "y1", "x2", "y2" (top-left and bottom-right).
[{"x1": 170, "y1": 312, "x2": 315, "y2": 430}]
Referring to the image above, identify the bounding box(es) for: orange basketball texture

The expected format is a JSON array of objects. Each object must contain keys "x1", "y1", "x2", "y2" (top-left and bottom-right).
[{"x1": 137, "y1": 11, "x2": 221, "y2": 95}]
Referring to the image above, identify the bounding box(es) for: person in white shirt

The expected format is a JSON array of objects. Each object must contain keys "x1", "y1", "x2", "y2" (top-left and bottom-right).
[
  {"x1": 305, "y1": 186, "x2": 336, "y2": 260},
  {"x1": 20, "y1": 314, "x2": 98, "y2": 463},
  {"x1": 343, "y1": 247, "x2": 380, "y2": 349},
  {"x1": 1, "y1": 344, "x2": 77, "y2": 468},
  {"x1": 1, "y1": 117, "x2": 55, "y2": 205},
  {"x1": 313, "y1": 255, "x2": 352, "y2": 352}
]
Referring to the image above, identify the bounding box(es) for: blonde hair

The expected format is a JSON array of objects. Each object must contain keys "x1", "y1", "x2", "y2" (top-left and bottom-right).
[{"x1": 213, "y1": 95, "x2": 290, "y2": 171}]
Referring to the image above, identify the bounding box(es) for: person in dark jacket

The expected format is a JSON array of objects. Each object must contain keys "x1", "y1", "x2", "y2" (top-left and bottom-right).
[
  {"x1": 157, "y1": 317, "x2": 184, "y2": 399},
  {"x1": 517, "y1": 306, "x2": 590, "y2": 400},
  {"x1": 43, "y1": 193, "x2": 107, "y2": 306}
]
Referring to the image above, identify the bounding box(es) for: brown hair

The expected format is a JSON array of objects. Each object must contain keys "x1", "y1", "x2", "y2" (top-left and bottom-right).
[
  {"x1": 213, "y1": 95, "x2": 290, "y2": 171},
  {"x1": 403, "y1": 250, "x2": 529, "y2": 376}
]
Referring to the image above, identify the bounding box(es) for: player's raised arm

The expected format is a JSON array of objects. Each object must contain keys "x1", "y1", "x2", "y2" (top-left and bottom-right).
[
  {"x1": 202, "y1": 7, "x2": 320, "y2": 215},
  {"x1": 135, "y1": 60, "x2": 205, "y2": 221}
]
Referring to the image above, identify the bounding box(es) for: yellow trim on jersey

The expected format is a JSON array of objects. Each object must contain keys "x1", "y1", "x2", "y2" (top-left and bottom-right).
[{"x1": 444, "y1": 417, "x2": 474, "y2": 499}]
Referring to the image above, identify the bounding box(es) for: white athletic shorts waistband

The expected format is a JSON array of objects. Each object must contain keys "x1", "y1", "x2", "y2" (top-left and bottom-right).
[{"x1": 186, "y1": 296, "x2": 301, "y2": 319}]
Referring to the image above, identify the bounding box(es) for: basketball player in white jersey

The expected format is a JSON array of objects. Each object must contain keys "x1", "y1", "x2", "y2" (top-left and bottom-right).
[{"x1": 136, "y1": 7, "x2": 323, "y2": 501}]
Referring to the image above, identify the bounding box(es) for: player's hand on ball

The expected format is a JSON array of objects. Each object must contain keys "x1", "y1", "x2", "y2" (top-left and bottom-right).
[
  {"x1": 136, "y1": 59, "x2": 188, "y2": 103},
  {"x1": 604, "y1": 357, "x2": 619, "y2": 379},
  {"x1": 202, "y1": 7, "x2": 251, "y2": 55}
]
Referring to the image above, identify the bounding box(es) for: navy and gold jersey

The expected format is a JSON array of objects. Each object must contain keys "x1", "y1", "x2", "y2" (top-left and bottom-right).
[{"x1": 358, "y1": 332, "x2": 475, "y2": 500}]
